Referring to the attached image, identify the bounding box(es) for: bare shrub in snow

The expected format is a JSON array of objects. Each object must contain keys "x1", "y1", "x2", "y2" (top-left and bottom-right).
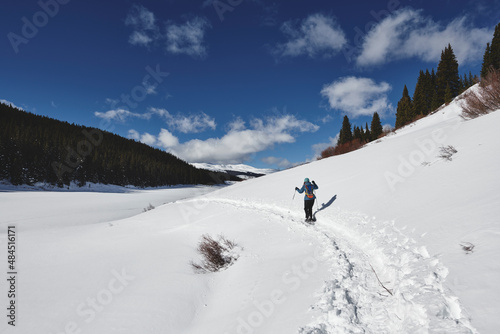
[
  {"x1": 438, "y1": 145, "x2": 458, "y2": 161},
  {"x1": 460, "y1": 242, "x2": 475, "y2": 254},
  {"x1": 462, "y1": 68, "x2": 500, "y2": 119},
  {"x1": 191, "y1": 234, "x2": 240, "y2": 273}
]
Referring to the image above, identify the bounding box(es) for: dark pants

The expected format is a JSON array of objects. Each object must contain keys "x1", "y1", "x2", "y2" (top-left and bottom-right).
[{"x1": 304, "y1": 199, "x2": 315, "y2": 219}]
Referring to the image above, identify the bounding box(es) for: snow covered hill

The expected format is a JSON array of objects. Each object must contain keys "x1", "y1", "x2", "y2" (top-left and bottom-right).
[
  {"x1": 192, "y1": 163, "x2": 276, "y2": 179},
  {"x1": 1, "y1": 93, "x2": 499, "y2": 333}
]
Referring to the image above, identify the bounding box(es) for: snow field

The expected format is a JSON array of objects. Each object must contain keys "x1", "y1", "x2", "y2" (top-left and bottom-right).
[{"x1": 1, "y1": 90, "x2": 499, "y2": 333}]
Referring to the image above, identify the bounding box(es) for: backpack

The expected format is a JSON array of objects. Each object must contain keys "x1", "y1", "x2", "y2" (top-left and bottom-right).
[{"x1": 304, "y1": 183, "x2": 314, "y2": 199}]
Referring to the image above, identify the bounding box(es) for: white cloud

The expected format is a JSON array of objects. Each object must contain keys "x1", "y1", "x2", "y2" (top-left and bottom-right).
[
  {"x1": 140, "y1": 133, "x2": 157, "y2": 146},
  {"x1": 383, "y1": 123, "x2": 394, "y2": 133},
  {"x1": 165, "y1": 17, "x2": 211, "y2": 58},
  {"x1": 130, "y1": 115, "x2": 319, "y2": 164},
  {"x1": 321, "y1": 77, "x2": 393, "y2": 118},
  {"x1": 157, "y1": 129, "x2": 179, "y2": 148},
  {"x1": 129, "y1": 31, "x2": 154, "y2": 47},
  {"x1": 127, "y1": 129, "x2": 158, "y2": 147},
  {"x1": 125, "y1": 5, "x2": 156, "y2": 30},
  {"x1": 149, "y1": 107, "x2": 216, "y2": 133},
  {"x1": 275, "y1": 13, "x2": 347, "y2": 58},
  {"x1": 94, "y1": 109, "x2": 151, "y2": 122},
  {"x1": 261, "y1": 156, "x2": 292, "y2": 169},
  {"x1": 1, "y1": 99, "x2": 23, "y2": 110},
  {"x1": 95, "y1": 106, "x2": 216, "y2": 133},
  {"x1": 312, "y1": 135, "x2": 338, "y2": 158},
  {"x1": 125, "y1": 5, "x2": 158, "y2": 47},
  {"x1": 125, "y1": 6, "x2": 211, "y2": 58},
  {"x1": 128, "y1": 129, "x2": 140, "y2": 141},
  {"x1": 357, "y1": 9, "x2": 493, "y2": 66}
]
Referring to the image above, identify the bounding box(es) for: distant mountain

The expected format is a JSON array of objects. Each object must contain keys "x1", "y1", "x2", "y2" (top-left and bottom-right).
[
  {"x1": 192, "y1": 163, "x2": 276, "y2": 179},
  {"x1": 0, "y1": 102, "x2": 239, "y2": 187}
]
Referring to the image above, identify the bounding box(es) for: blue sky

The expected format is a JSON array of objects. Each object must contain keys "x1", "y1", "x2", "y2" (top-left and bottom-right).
[{"x1": 1, "y1": 0, "x2": 499, "y2": 169}]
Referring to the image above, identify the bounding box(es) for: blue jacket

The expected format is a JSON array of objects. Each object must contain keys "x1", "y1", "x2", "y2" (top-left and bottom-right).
[{"x1": 297, "y1": 181, "x2": 318, "y2": 200}]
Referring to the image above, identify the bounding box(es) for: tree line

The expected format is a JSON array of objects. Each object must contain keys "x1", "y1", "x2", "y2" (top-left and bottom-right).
[
  {"x1": 395, "y1": 44, "x2": 478, "y2": 128},
  {"x1": 320, "y1": 22, "x2": 500, "y2": 160},
  {"x1": 320, "y1": 112, "x2": 383, "y2": 158},
  {"x1": 0, "y1": 103, "x2": 238, "y2": 187},
  {"x1": 396, "y1": 22, "x2": 500, "y2": 128}
]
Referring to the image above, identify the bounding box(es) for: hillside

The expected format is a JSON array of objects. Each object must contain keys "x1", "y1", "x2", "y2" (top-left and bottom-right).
[
  {"x1": 1, "y1": 88, "x2": 498, "y2": 333},
  {"x1": 0, "y1": 103, "x2": 238, "y2": 187}
]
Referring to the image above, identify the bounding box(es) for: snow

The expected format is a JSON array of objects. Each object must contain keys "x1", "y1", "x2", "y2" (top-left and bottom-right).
[
  {"x1": 192, "y1": 163, "x2": 276, "y2": 176},
  {"x1": 1, "y1": 93, "x2": 499, "y2": 333}
]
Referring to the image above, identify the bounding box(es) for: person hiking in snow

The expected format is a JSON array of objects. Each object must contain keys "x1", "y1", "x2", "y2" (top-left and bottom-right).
[{"x1": 295, "y1": 178, "x2": 318, "y2": 222}]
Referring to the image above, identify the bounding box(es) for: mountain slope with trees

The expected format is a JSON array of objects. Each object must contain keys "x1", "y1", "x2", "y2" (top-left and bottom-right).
[{"x1": 0, "y1": 103, "x2": 238, "y2": 187}]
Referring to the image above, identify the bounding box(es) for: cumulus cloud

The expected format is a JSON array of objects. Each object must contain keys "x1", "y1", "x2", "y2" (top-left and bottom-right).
[
  {"x1": 357, "y1": 8, "x2": 493, "y2": 66},
  {"x1": 165, "y1": 17, "x2": 211, "y2": 58},
  {"x1": 321, "y1": 77, "x2": 393, "y2": 118},
  {"x1": 129, "y1": 115, "x2": 319, "y2": 164},
  {"x1": 157, "y1": 128, "x2": 179, "y2": 147},
  {"x1": 274, "y1": 13, "x2": 347, "y2": 58},
  {"x1": 127, "y1": 129, "x2": 140, "y2": 141},
  {"x1": 128, "y1": 129, "x2": 157, "y2": 146}
]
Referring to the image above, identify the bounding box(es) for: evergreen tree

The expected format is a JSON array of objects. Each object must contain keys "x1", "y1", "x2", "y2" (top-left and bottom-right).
[
  {"x1": 338, "y1": 115, "x2": 353, "y2": 145},
  {"x1": 412, "y1": 70, "x2": 427, "y2": 116},
  {"x1": 468, "y1": 71, "x2": 476, "y2": 87},
  {"x1": 481, "y1": 43, "x2": 492, "y2": 78},
  {"x1": 491, "y1": 23, "x2": 500, "y2": 70},
  {"x1": 481, "y1": 23, "x2": 500, "y2": 77},
  {"x1": 395, "y1": 85, "x2": 413, "y2": 128},
  {"x1": 435, "y1": 44, "x2": 460, "y2": 106},
  {"x1": 444, "y1": 83, "x2": 453, "y2": 104},
  {"x1": 423, "y1": 69, "x2": 435, "y2": 114},
  {"x1": 364, "y1": 123, "x2": 371, "y2": 143},
  {"x1": 370, "y1": 112, "x2": 383, "y2": 140},
  {"x1": 353, "y1": 126, "x2": 363, "y2": 142}
]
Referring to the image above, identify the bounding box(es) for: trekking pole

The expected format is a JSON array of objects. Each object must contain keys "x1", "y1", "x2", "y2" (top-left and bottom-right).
[{"x1": 289, "y1": 189, "x2": 296, "y2": 213}]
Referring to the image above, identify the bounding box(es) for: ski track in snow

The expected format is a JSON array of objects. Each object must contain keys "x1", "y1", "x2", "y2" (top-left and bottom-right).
[{"x1": 183, "y1": 196, "x2": 477, "y2": 333}]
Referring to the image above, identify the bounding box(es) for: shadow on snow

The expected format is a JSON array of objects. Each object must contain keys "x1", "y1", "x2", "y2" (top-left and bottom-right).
[{"x1": 313, "y1": 194, "x2": 337, "y2": 219}]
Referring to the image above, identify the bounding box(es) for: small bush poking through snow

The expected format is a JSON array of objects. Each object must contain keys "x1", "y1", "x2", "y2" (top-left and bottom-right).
[
  {"x1": 191, "y1": 234, "x2": 240, "y2": 273},
  {"x1": 439, "y1": 145, "x2": 458, "y2": 161},
  {"x1": 460, "y1": 242, "x2": 475, "y2": 254},
  {"x1": 143, "y1": 203, "x2": 155, "y2": 212}
]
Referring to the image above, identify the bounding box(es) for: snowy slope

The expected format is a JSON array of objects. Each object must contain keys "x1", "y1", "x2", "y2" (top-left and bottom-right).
[{"x1": 1, "y1": 94, "x2": 499, "y2": 333}]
